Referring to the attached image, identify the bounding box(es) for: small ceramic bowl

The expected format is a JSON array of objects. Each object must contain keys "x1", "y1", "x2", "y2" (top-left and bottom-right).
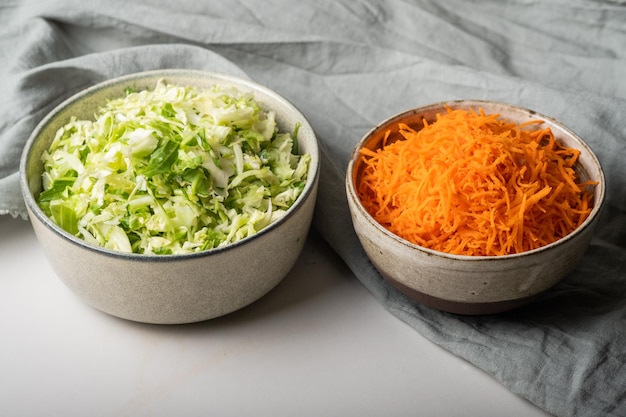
[
  {"x1": 346, "y1": 100, "x2": 605, "y2": 315},
  {"x1": 20, "y1": 69, "x2": 320, "y2": 324}
]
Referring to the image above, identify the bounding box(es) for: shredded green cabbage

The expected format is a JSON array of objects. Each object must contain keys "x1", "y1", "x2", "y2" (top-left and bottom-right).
[{"x1": 38, "y1": 80, "x2": 311, "y2": 254}]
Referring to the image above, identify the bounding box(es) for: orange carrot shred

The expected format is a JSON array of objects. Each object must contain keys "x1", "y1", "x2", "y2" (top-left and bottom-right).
[{"x1": 357, "y1": 107, "x2": 596, "y2": 256}]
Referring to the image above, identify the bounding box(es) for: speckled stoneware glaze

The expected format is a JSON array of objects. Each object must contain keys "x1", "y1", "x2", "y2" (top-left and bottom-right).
[
  {"x1": 346, "y1": 100, "x2": 605, "y2": 315},
  {"x1": 20, "y1": 69, "x2": 320, "y2": 324}
]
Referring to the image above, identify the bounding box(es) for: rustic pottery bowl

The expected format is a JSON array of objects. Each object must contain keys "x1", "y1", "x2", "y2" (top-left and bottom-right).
[
  {"x1": 20, "y1": 69, "x2": 320, "y2": 324},
  {"x1": 346, "y1": 100, "x2": 605, "y2": 315}
]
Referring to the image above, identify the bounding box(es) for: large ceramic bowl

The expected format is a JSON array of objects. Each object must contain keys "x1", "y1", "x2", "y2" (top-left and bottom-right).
[
  {"x1": 346, "y1": 100, "x2": 605, "y2": 315},
  {"x1": 20, "y1": 69, "x2": 320, "y2": 324}
]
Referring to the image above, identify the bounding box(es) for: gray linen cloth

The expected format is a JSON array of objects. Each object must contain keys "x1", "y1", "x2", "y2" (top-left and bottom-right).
[{"x1": 1, "y1": 1, "x2": 625, "y2": 415}]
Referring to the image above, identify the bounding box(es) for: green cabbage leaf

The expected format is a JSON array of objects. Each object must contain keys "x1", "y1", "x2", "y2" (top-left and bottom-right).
[{"x1": 38, "y1": 80, "x2": 310, "y2": 254}]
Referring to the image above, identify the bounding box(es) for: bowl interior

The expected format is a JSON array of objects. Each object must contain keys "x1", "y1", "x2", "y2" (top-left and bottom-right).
[
  {"x1": 20, "y1": 69, "x2": 320, "y2": 258},
  {"x1": 350, "y1": 100, "x2": 605, "y2": 258}
]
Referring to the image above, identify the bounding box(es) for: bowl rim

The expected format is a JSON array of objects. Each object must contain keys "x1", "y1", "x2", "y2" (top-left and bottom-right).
[
  {"x1": 19, "y1": 69, "x2": 320, "y2": 262},
  {"x1": 346, "y1": 99, "x2": 606, "y2": 262}
]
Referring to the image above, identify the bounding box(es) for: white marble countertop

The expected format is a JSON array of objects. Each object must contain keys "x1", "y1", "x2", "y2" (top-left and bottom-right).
[{"x1": 0, "y1": 214, "x2": 551, "y2": 417}]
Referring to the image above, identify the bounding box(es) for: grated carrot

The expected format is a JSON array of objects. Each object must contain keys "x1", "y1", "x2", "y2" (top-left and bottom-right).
[{"x1": 357, "y1": 107, "x2": 596, "y2": 256}]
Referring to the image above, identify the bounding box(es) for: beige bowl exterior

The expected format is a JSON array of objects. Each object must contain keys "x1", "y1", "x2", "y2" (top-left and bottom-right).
[
  {"x1": 346, "y1": 100, "x2": 605, "y2": 315},
  {"x1": 20, "y1": 70, "x2": 320, "y2": 324}
]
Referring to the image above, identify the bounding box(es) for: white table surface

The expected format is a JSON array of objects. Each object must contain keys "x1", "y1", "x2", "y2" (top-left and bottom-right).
[{"x1": 0, "y1": 214, "x2": 551, "y2": 417}]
